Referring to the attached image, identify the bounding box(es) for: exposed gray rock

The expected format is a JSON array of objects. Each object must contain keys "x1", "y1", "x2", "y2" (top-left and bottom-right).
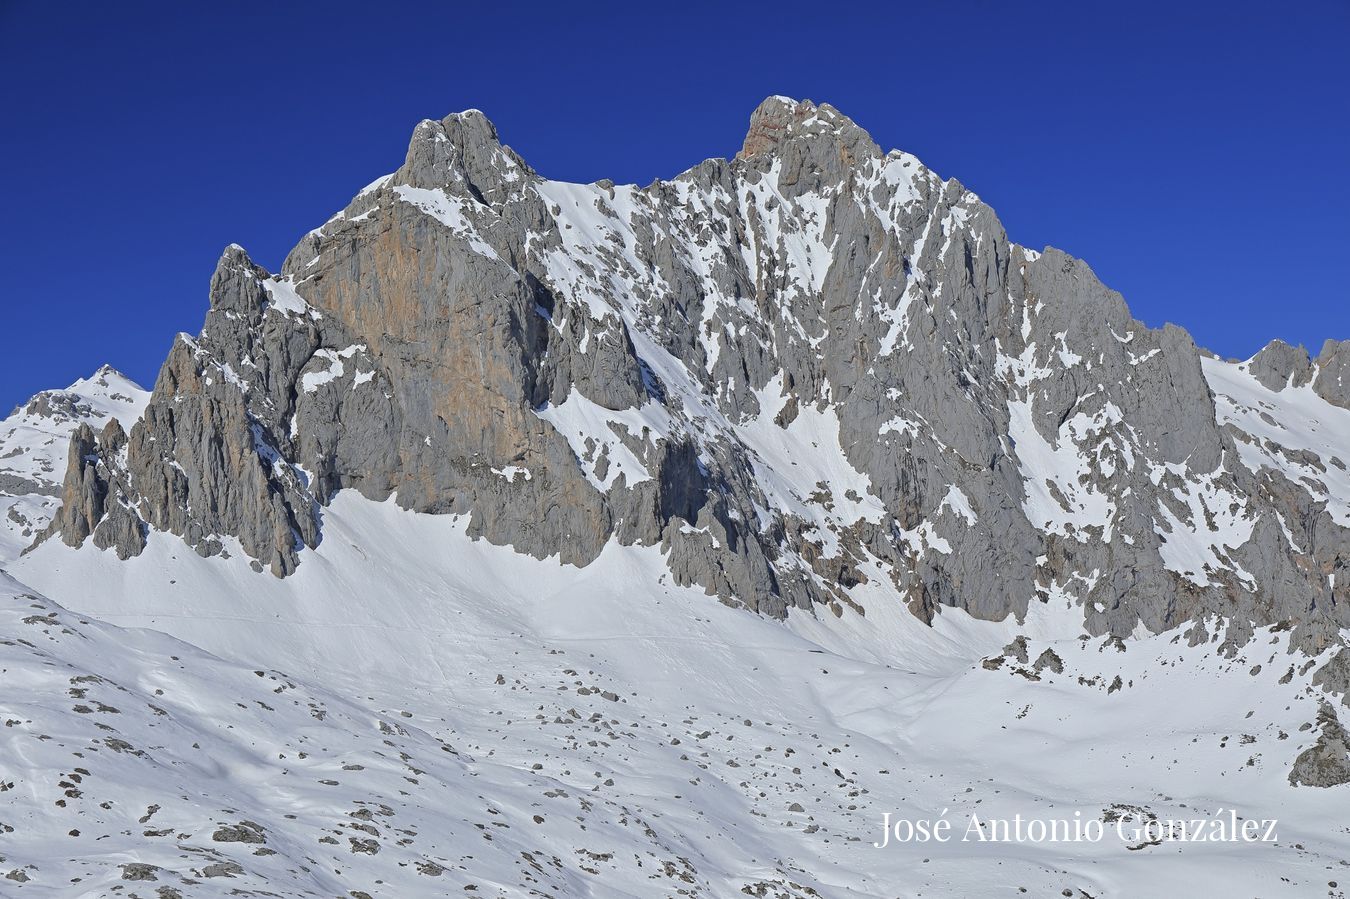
[
  {"x1": 0, "y1": 474, "x2": 58, "y2": 497},
  {"x1": 212, "y1": 821, "x2": 266, "y2": 844},
  {"x1": 1289, "y1": 703, "x2": 1350, "y2": 787},
  {"x1": 1248, "y1": 339, "x2": 1312, "y2": 392},
  {"x1": 201, "y1": 859, "x2": 245, "y2": 878},
  {"x1": 1033, "y1": 648, "x2": 1064, "y2": 674},
  {"x1": 0, "y1": 365, "x2": 150, "y2": 564},
  {"x1": 120, "y1": 861, "x2": 160, "y2": 881},
  {"x1": 50, "y1": 423, "x2": 104, "y2": 545},
  {"x1": 1313, "y1": 649, "x2": 1350, "y2": 706},
  {"x1": 1246, "y1": 337, "x2": 1350, "y2": 410},
  {"x1": 1314, "y1": 339, "x2": 1350, "y2": 409},
  {"x1": 38, "y1": 97, "x2": 1350, "y2": 658}
]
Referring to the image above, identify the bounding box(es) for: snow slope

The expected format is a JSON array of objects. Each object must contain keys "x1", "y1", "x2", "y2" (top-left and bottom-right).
[{"x1": 4, "y1": 493, "x2": 1348, "y2": 897}]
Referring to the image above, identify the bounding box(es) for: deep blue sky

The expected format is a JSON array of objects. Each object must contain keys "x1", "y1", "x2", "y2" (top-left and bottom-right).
[{"x1": 2, "y1": 1, "x2": 1346, "y2": 409}]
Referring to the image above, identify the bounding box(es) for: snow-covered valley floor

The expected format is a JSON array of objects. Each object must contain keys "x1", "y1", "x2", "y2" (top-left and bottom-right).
[{"x1": 2, "y1": 493, "x2": 1347, "y2": 897}]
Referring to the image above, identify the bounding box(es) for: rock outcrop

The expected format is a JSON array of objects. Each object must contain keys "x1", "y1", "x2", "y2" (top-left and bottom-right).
[
  {"x1": 1245, "y1": 337, "x2": 1350, "y2": 410},
  {"x1": 1289, "y1": 702, "x2": 1350, "y2": 787},
  {"x1": 39, "y1": 97, "x2": 1350, "y2": 651}
]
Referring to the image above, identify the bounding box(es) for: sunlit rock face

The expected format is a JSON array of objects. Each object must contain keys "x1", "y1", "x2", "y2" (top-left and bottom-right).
[{"x1": 37, "y1": 97, "x2": 1350, "y2": 652}]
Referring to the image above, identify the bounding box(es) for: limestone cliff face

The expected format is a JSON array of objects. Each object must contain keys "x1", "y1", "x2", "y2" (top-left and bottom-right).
[{"x1": 44, "y1": 97, "x2": 1350, "y2": 650}]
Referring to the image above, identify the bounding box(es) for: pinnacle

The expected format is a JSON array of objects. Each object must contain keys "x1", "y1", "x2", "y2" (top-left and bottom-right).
[{"x1": 739, "y1": 96, "x2": 878, "y2": 159}]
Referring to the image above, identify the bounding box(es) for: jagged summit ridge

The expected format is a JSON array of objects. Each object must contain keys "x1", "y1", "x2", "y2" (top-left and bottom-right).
[
  {"x1": 739, "y1": 96, "x2": 881, "y2": 160},
  {"x1": 33, "y1": 96, "x2": 1350, "y2": 654}
]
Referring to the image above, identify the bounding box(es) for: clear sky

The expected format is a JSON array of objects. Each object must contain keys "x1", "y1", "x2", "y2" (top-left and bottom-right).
[{"x1": 1, "y1": 0, "x2": 1346, "y2": 410}]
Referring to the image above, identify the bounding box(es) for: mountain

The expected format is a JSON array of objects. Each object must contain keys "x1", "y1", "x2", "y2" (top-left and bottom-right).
[
  {"x1": 2, "y1": 97, "x2": 1349, "y2": 896},
  {"x1": 28, "y1": 97, "x2": 1350, "y2": 650},
  {"x1": 0, "y1": 366, "x2": 148, "y2": 561}
]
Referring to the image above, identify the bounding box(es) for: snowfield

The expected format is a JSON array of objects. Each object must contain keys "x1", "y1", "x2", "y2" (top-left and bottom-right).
[{"x1": 2, "y1": 486, "x2": 1347, "y2": 896}]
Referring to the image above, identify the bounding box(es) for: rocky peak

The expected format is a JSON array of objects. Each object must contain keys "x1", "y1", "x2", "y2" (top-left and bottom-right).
[
  {"x1": 400, "y1": 108, "x2": 535, "y2": 204},
  {"x1": 207, "y1": 244, "x2": 270, "y2": 317},
  {"x1": 739, "y1": 95, "x2": 880, "y2": 162},
  {"x1": 1240, "y1": 337, "x2": 1350, "y2": 410},
  {"x1": 12, "y1": 366, "x2": 146, "y2": 424},
  {"x1": 1247, "y1": 338, "x2": 1312, "y2": 392},
  {"x1": 90, "y1": 363, "x2": 123, "y2": 381}
]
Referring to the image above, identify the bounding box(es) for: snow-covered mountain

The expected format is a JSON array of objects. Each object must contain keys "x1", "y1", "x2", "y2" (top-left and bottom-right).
[
  {"x1": 2, "y1": 97, "x2": 1349, "y2": 896},
  {"x1": 30, "y1": 97, "x2": 1350, "y2": 649},
  {"x1": 0, "y1": 366, "x2": 148, "y2": 561}
]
